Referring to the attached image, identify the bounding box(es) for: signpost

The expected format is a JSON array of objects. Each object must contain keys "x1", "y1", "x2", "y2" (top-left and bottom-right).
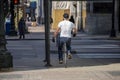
[
  {"x1": 44, "y1": 0, "x2": 52, "y2": 67},
  {"x1": 0, "y1": 0, "x2": 13, "y2": 69},
  {"x1": 110, "y1": 0, "x2": 116, "y2": 37}
]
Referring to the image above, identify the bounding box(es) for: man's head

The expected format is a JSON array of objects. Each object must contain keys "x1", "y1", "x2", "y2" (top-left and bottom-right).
[{"x1": 63, "y1": 13, "x2": 69, "y2": 19}]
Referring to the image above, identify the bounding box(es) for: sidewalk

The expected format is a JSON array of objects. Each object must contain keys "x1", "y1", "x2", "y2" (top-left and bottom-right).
[{"x1": 5, "y1": 24, "x2": 120, "y2": 40}]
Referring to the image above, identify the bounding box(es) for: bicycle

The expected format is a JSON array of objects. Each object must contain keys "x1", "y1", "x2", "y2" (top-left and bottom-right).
[
  {"x1": 63, "y1": 42, "x2": 67, "y2": 68},
  {"x1": 52, "y1": 33, "x2": 75, "y2": 68},
  {"x1": 52, "y1": 37, "x2": 70, "y2": 68}
]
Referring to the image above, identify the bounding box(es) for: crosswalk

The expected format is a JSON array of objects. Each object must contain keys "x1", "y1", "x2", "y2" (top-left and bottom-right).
[
  {"x1": 28, "y1": 26, "x2": 55, "y2": 32},
  {"x1": 76, "y1": 53, "x2": 120, "y2": 58},
  {"x1": 71, "y1": 39, "x2": 120, "y2": 58}
]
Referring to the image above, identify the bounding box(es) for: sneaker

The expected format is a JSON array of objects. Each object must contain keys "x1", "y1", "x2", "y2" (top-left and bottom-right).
[
  {"x1": 68, "y1": 53, "x2": 72, "y2": 59},
  {"x1": 59, "y1": 60, "x2": 63, "y2": 64}
]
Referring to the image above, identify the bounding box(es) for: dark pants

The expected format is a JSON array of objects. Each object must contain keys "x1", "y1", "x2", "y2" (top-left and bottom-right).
[
  {"x1": 19, "y1": 34, "x2": 25, "y2": 39},
  {"x1": 58, "y1": 37, "x2": 71, "y2": 60},
  {"x1": 56, "y1": 33, "x2": 60, "y2": 46}
]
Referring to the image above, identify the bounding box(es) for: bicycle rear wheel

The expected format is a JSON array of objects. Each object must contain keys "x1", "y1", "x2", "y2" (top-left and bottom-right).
[{"x1": 63, "y1": 43, "x2": 67, "y2": 68}]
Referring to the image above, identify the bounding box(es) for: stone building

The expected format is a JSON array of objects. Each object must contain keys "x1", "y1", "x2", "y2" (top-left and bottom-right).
[
  {"x1": 51, "y1": 0, "x2": 120, "y2": 35},
  {"x1": 85, "y1": 0, "x2": 120, "y2": 35},
  {"x1": 51, "y1": 1, "x2": 86, "y2": 30},
  {"x1": 37, "y1": 0, "x2": 119, "y2": 35}
]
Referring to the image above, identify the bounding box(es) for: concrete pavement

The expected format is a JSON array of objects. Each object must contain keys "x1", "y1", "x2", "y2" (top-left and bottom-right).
[
  {"x1": 0, "y1": 39, "x2": 120, "y2": 80},
  {"x1": 1, "y1": 25, "x2": 120, "y2": 80}
]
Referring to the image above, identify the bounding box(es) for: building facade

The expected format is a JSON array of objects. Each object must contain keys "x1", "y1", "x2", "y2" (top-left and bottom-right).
[
  {"x1": 85, "y1": 0, "x2": 120, "y2": 35},
  {"x1": 37, "y1": 0, "x2": 119, "y2": 35},
  {"x1": 51, "y1": 1, "x2": 85, "y2": 30},
  {"x1": 85, "y1": 1, "x2": 112, "y2": 34},
  {"x1": 52, "y1": 0, "x2": 120, "y2": 35}
]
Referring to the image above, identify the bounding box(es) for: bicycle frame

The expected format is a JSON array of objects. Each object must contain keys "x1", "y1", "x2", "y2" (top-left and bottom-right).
[{"x1": 63, "y1": 42, "x2": 67, "y2": 68}]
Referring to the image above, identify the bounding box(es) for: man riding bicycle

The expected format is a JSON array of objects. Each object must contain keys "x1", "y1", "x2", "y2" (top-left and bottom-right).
[{"x1": 53, "y1": 13, "x2": 77, "y2": 64}]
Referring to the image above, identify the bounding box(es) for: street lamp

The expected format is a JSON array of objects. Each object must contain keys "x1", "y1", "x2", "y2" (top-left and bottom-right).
[
  {"x1": 0, "y1": 0, "x2": 13, "y2": 69},
  {"x1": 44, "y1": 0, "x2": 52, "y2": 67},
  {"x1": 110, "y1": 0, "x2": 116, "y2": 37}
]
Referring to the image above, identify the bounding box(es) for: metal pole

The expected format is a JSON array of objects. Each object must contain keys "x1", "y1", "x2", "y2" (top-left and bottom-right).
[
  {"x1": 17, "y1": 5, "x2": 19, "y2": 29},
  {"x1": 118, "y1": 0, "x2": 120, "y2": 32},
  {"x1": 77, "y1": 1, "x2": 80, "y2": 31},
  {"x1": 0, "y1": 1, "x2": 6, "y2": 51},
  {"x1": 44, "y1": 0, "x2": 52, "y2": 67},
  {"x1": 50, "y1": 0, "x2": 52, "y2": 16},
  {"x1": 110, "y1": 0, "x2": 116, "y2": 37},
  {"x1": 0, "y1": 0, "x2": 13, "y2": 69}
]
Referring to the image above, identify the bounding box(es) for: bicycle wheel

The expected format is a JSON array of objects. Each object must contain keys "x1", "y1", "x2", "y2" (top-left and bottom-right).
[{"x1": 63, "y1": 43, "x2": 67, "y2": 68}]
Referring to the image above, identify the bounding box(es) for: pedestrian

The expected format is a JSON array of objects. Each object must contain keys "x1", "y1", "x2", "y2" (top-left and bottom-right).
[
  {"x1": 50, "y1": 16, "x2": 53, "y2": 24},
  {"x1": 50, "y1": 16, "x2": 53, "y2": 29},
  {"x1": 69, "y1": 15, "x2": 75, "y2": 34},
  {"x1": 69, "y1": 15, "x2": 75, "y2": 24},
  {"x1": 18, "y1": 17, "x2": 26, "y2": 39},
  {"x1": 52, "y1": 13, "x2": 77, "y2": 64}
]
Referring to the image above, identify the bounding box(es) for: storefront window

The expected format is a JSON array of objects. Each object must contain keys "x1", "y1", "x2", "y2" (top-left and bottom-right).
[{"x1": 93, "y1": 2, "x2": 112, "y2": 14}]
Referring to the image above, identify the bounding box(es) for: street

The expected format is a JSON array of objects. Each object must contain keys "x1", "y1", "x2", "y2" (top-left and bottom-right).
[{"x1": 1, "y1": 30, "x2": 120, "y2": 80}]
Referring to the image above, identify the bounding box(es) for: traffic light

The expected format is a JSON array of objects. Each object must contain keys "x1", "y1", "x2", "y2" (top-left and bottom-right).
[{"x1": 13, "y1": 0, "x2": 20, "y2": 5}]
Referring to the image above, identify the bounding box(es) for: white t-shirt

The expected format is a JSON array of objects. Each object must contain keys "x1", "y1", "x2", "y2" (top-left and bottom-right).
[{"x1": 58, "y1": 20, "x2": 75, "y2": 38}]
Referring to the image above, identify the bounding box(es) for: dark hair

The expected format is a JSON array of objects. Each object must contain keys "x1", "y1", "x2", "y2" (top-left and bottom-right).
[
  {"x1": 69, "y1": 15, "x2": 75, "y2": 23},
  {"x1": 63, "y1": 13, "x2": 69, "y2": 18}
]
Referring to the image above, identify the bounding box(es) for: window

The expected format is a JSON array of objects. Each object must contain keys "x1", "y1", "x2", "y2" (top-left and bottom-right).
[{"x1": 93, "y1": 2, "x2": 112, "y2": 14}]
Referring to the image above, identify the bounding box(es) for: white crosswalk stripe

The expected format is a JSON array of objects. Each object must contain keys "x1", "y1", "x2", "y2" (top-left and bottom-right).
[{"x1": 71, "y1": 39, "x2": 120, "y2": 58}]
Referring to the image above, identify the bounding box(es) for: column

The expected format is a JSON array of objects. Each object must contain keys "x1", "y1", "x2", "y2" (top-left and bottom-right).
[
  {"x1": 8, "y1": 0, "x2": 17, "y2": 36},
  {"x1": 0, "y1": 0, "x2": 13, "y2": 69},
  {"x1": 44, "y1": 0, "x2": 52, "y2": 66},
  {"x1": 110, "y1": 0, "x2": 116, "y2": 37},
  {"x1": 90, "y1": 2, "x2": 93, "y2": 13},
  {"x1": 77, "y1": 1, "x2": 80, "y2": 17}
]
